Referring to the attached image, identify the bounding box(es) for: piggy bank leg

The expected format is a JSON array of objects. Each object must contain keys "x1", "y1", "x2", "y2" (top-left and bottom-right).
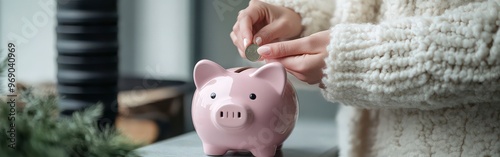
[
  {"x1": 250, "y1": 145, "x2": 277, "y2": 157},
  {"x1": 202, "y1": 143, "x2": 227, "y2": 156}
]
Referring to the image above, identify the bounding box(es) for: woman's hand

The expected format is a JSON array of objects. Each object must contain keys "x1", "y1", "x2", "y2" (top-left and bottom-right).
[
  {"x1": 230, "y1": 0, "x2": 302, "y2": 59},
  {"x1": 259, "y1": 30, "x2": 330, "y2": 85}
]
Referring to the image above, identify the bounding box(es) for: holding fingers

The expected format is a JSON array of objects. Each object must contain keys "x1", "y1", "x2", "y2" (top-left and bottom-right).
[
  {"x1": 261, "y1": 31, "x2": 330, "y2": 85},
  {"x1": 230, "y1": 0, "x2": 302, "y2": 59}
]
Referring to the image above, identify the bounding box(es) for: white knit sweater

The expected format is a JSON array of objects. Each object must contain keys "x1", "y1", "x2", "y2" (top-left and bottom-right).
[{"x1": 262, "y1": 0, "x2": 500, "y2": 156}]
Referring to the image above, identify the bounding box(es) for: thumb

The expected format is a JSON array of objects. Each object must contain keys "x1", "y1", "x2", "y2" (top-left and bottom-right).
[{"x1": 257, "y1": 37, "x2": 313, "y2": 59}]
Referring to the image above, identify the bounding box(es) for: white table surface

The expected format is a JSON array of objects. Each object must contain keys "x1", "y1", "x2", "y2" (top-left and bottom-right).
[{"x1": 136, "y1": 118, "x2": 338, "y2": 157}]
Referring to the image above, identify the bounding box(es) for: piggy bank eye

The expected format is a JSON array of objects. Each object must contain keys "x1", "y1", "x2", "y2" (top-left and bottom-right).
[
  {"x1": 210, "y1": 92, "x2": 216, "y2": 99},
  {"x1": 249, "y1": 93, "x2": 256, "y2": 100}
]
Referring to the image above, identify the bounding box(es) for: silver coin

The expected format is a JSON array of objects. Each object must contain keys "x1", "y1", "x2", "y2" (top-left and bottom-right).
[{"x1": 245, "y1": 44, "x2": 260, "y2": 62}]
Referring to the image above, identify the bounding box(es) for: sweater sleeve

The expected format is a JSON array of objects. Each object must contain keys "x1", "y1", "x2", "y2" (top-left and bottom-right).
[
  {"x1": 261, "y1": 0, "x2": 334, "y2": 36},
  {"x1": 321, "y1": 0, "x2": 500, "y2": 110}
]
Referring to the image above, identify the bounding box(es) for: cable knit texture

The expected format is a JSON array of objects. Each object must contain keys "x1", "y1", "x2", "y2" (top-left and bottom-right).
[
  {"x1": 263, "y1": 0, "x2": 500, "y2": 156},
  {"x1": 261, "y1": 0, "x2": 334, "y2": 36}
]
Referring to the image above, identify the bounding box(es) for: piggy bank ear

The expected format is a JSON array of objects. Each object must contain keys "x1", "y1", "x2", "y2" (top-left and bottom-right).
[
  {"x1": 194, "y1": 60, "x2": 227, "y2": 88},
  {"x1": 250, "y1": 62, "x2": 286, "y2": 94}
]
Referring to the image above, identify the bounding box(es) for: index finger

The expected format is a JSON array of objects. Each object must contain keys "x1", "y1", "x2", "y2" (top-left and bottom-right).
[
  {"x1": 257, "y1": 37, "x2": 315, "y2": 59},
  {"x1": 239, "y1": 16, "x2": 253, "y2": 48},
  {"x1": 237, "y1": 6, "x2": 263, "y2": 48}
]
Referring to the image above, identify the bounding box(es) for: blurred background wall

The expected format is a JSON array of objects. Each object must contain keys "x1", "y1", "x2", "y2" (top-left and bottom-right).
[
  {"x1": 0, "y1": 0, "x2": 191, "y2": 83},
  {"x1": 1, "y1": 0, "x2": 59, "y2": 85},
  {"x1": 0, "y1": 0, "x2": 338, "y2": 136},
  {"x1": 0, "y1": 0, "x2": 5, "y2": 93}
]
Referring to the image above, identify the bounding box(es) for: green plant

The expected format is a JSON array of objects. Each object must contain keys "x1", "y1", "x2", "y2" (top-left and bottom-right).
[{"x1": 0, "y1": 89, "x2": 141, "y2": 157}]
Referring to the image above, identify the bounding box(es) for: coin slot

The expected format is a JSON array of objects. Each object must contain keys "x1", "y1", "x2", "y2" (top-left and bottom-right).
[
  {"x1": 226, "y1": 112, "x2": 228, "y2": 118},
  {"x1": 232, "y1": 112, "x2": 234, "y2": 118},
  {"x1": 234, "y1": 67, "x2": 251, "y2": 73},
  {"x1": 238, "y1": 112, "x2": 241, "y2": 118},
  {"x1": 220, "y1": 111, "x2": 223, "y2": 118}
]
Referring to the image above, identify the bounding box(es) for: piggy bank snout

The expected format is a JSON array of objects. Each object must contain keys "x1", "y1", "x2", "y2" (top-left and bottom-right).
[{"x1": 214, "y1": 104, "x2": 249, "y2": 128}]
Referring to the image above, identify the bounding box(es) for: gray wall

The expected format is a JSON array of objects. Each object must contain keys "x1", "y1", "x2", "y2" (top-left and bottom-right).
[
  {"x1": 0, "y1": 0, "x2": 192, "y2": 85},
  {"x1": 127, "y1": 0, "x2": 192, "y2": 81},
  {"x1": 0, "y1": 0, "x2": 5, "y2": 93},
  {"x1": 196, "y1": 0, "x2": 247, "y2": 68},
  {"x1": 0, "y1": 0, "x2": 58, "y2": 84}
]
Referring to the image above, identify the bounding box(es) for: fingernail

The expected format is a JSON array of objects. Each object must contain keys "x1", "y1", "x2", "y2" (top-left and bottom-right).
[
  {"x1": 257, "y1": 46, "x2": 270, "y2": 55},
  {"x1": 243, "y1": 38, "x2": 248, "y2": 47},
  {"x1": 255, "y1": 37, "x2": 262, "y2": 45}
]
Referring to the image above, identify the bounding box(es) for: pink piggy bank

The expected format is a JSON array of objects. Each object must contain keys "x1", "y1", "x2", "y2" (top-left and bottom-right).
[{"x1": 192, "y1": 60, "x2": 299, "y2": 157}]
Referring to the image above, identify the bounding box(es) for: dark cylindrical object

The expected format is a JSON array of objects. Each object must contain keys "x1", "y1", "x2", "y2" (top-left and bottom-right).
[{"x1": 56, "y1": 0, "x2": 119, "y2": 128}]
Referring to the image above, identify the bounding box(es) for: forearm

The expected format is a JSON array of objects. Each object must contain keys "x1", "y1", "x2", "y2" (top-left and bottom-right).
[
  {"x1": 261, "y1": 0, "x2": 334, "y2": 36},
  {"x1": 321, "y1": 0, "x2": 500, "y2": 109}
]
